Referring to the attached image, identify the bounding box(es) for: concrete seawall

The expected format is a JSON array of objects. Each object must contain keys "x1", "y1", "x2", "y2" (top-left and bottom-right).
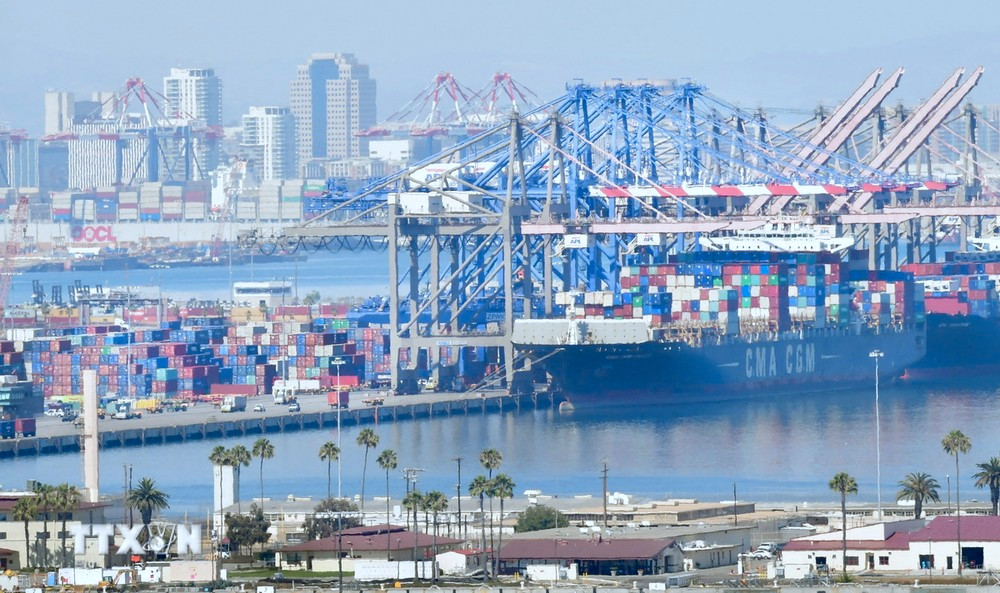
[{"x1": 0, "y1": 391, "x2": 556, "y2": 459}]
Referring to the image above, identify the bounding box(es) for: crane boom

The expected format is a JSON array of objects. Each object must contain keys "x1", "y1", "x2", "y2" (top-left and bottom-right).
[{"x1": 0, "y1": 195, "x2": 29, "y2": 317}]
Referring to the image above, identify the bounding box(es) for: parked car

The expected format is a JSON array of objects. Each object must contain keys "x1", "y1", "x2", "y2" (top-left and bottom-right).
[
  {"x1": 61, "y1": 411, "x2": 78, "y2": 422},
  {"x1": 44, "y1": 408, "x2": 64, "y2": 417},
  {"x1": 252, "y1": 404, "x2": 266, "y2": 413},
  {"x1": 288, "y1": 402, "x2": 301, "y2": 413}
]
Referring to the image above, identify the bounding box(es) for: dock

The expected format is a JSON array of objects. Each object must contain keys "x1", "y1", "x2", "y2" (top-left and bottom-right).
[{"x1": 0, "y1": 389, "x2": 558, "y2": 459}]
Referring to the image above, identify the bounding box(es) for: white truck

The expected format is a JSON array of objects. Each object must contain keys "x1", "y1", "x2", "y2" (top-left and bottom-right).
[
  {"x1": 220, "y1": 395, "x2": 247, "y2": 413},
  {"x1": 272, "y1": 379, "x2": 322, "y2": 404}
]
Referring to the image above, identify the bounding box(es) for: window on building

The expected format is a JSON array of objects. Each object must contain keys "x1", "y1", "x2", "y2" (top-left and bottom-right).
[
  {"x1": 846, "y1": 556, "x2": 859, "y2": 566},
  {"x1": 815, "y1": 556, "x2": 827, "y2": 566},
  {"x1": 879, "y1": 556, "x2": 889, "y2": 566},
  {"x1": 919, "y1": 554, "x2": 934, "y2": 569},
  {"x1": 0, "y1": 532, "x2": 7, "y2": 539}
]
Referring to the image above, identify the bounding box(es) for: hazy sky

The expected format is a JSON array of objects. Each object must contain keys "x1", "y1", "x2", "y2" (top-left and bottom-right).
[{"x1": 2, "y1": 0, "x2": 998, "y2": 134}]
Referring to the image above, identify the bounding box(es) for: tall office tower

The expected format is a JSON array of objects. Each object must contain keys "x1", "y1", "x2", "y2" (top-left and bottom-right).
[
  {"x1": 241, "y1": 106, "x2": 296, "y2": 181},
  {"x1": 164, "y1": 68, "x2": 223, "y2": 125},
  {"x1": 44, "y1": 91, "x2": 74, "y2": 136},
  {"x1": 163, "y1": 67, "x2": 223, "y2": 175},
  {"x1": 290, "y1": 53, "x2": 376, "y2": 170}
]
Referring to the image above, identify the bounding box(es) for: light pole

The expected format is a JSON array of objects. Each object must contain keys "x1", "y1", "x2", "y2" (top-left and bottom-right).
[
  {"x1": 453, "y1": 456, "x2": 463, "y2": 539},
  {"x1": 333, "y1": 356, "x2": 346, "y2": 500},
  {"x1": 869, "y1": 349, "x2": 884, "y2": 522}
]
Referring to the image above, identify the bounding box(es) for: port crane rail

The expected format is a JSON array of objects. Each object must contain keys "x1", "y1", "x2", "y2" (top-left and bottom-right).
[{"x1": 240, "y1": 73, "x2": 993, "y2": 391}]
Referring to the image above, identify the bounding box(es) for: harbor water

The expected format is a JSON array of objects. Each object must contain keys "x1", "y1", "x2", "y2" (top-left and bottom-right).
[
  {"x1": 3, "y1": 379, "x2": 999, "y2": 516},
  {"x1": 4, "y1": 249, "x2": 1000, "y2": 516}
]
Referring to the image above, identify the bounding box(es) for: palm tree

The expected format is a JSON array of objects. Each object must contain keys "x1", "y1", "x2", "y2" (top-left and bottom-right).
[
  {"x1": 319, "y1": 442, "x2": 340, "y2": 501},
  {"x1": 356, "y1": 428, "x2": 380, "y2": 515},
  {"x1": 12, "y1": 497, "x2": 37, "y2": 568},
  {"x1": 32, "y1": 483, "x2": 54, "y2": 567},
  {"x1": 896, "y1": 473, "x2": 941, "y2": 518},
  {"x1": 942, "y1": 429, "x2": 972, "y2": 575},
  {"x1": 209, "y1": 445, "x2": 231, "y2": 537},
  {"x1": 974, "y1": 457, "x2": 1000, "y2": 515},
  {"x1": 252, "y1": 438, "x2": 275, "y2": 506},
  {"x1": 479, "y1": 449, "x2": 502, "y2": 559},
  {"x1": 53, "y1": 484, "x2": 80, "y2": 567},
  {"x1": 489, "y1": 474, "x2": 515, "y2": 577},
  {"x1": 421, "y1": 491, "x2": 449, "y2": 583},
  {"x1": 402, "y1": 490, "x2": 423, "y2": 579},
  {"x1": 126, "y1": 478, "x2": 170, "y2": 558},
  {"x1": 468, "y1": 474, "x2": 490, "y2": 568},
  {"x1": 829, "y1": 472, "x2": 858, "y2": 581},
  {"x1": 229, "y1": 444, "x2": 252, "y2": 513},
  {"x1": 376, "y1": 449, "x2": 398, "y2": 560}
]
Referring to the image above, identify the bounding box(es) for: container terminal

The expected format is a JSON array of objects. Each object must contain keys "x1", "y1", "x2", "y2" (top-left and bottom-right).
[{"x1": 6, "y1": 69, "x2": 1000, "y2": 424}]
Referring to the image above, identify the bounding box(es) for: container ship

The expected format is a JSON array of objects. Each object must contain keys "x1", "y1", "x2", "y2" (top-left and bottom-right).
[{"x1": 514, "y1": 249, "x2": 927, "y2": 404}]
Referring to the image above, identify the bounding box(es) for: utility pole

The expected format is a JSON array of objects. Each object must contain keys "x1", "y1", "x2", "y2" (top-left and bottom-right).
[
  {"x1": 601, "y1": 459, "x2": 609, "y2": 528},
  {"x1": 403, "y1": 468, "x2": 424, "y2": 580},
  {"x1": 453, "y1": 457, "x2": 463, "y2": 539},
  {"x1": 733, "y1": 483, "x2": 737, "y2": 526}
]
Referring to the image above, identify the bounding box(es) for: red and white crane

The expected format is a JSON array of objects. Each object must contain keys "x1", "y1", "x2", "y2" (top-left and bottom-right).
[{"x1": 0, "y1": 195, "x2": 30, "y2": 317}]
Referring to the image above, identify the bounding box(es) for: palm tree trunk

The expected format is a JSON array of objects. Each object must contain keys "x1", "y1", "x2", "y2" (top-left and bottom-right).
[
  {"x1": 259, "y1": 458, "x2": 265, "y2": 507},
  {"x1": 361, "y1": 449, "x2": 368, "y2": 515},
  {"x1": 61, "y1": 517, "x2": 68, "y2": 568},
  {"x1": 327, "y1": 461, "x2": 332, "y2": 501},
  {"x1": 236, "y1": 468, "x2": 242, "y2": 514},
  {"x1": 385, "y1": 471, "x2": 391, "y2": 561},
  {"x1": 42, "y1": 513, "x2": 48, "y2": 568},
  {"x1": 956, "y1": 454, "x2": 962, "y2": 576},
  {"x1": 841, "y1": 492, "x2": 847, "y2": 580},
  {"x1": 23, "y1": 520, "x2": 30, "y2": 569},
  {"x1": 432, "y1": 511, "x2": 438, "y2": 583},
  {"x1": 496, "y1": 498, "x2": 504, "y2": 577},
  {"x1": 412, "y1": 504, "x2": 419, "y2": 580},
  {"x1": 488, "y1": 496, "x2": 495, "y2": 568}
]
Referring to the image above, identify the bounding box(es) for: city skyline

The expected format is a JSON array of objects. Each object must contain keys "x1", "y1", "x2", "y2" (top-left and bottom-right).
[{"x1": 2, "y1": 0, "x2": 999, "y2": 136}]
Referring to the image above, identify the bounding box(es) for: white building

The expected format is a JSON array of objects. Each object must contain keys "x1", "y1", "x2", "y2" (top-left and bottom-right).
[
  {"x1": 241, "y1": 107, "x2": 295, "y2": 181},
  {"x1": 44, "y1": 91, "x2": 74, "y2": 136},
  {"x1": 781, "y1": 515, "x2": 1000, "y2": 577},
  {"x1": 164, "y1": 68, "x2": 222, "y2": 175},
  {"x1": 290, "y1": 53, "x2": 376, "y2": 173}
]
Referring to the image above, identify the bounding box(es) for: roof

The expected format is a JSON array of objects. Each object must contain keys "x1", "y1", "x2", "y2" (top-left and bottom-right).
[
  {"x1": 499, "y1": 538, "x2": 673, "y2": 561},
  {"x1": 783, "y1": 532, "x2": 912, "y2": 552},
  {"x1": 446, "y1": 548, "x2": 491, "y2": 556},
  {"x1": 0, "y1": 496, "x2": 108, "y2": 512},
  {"x1": 0, "y1": 548, "x2": 15, "y2": 555},
  {"x1": 910, "y1": 515, "x2": 1000, "y2": 542},
  {"x1": 339, "y1": 524, "x2": 407, "y2": 536},
  {"x1": 282, "y1": 529, "x2": 462, "y2": 553}
]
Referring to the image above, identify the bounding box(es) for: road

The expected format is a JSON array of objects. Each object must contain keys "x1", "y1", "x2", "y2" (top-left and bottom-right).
[{"x1": 35, "y1": 388, "x2": 514, "y2": 440}]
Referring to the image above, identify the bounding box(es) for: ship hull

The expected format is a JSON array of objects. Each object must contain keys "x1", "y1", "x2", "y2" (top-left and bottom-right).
[
  {"x1": 904, "y1": 313, "x2": 1000, "y2": 381},
  {"x1": 518, "y1": 326, "x2": 925, "y2": 404}
]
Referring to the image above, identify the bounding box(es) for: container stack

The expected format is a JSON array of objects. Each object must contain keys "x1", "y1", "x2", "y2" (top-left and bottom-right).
[
  {"x1": 139, "y1": 182, "x2": 162, "y2": 221},
  {"x1": 281, "y1": 179, "x2": 304, "y2": 220},
  {"x1": 848, "y1": 270, "x2": 921, "y2": 325},
  {"x1": 912, "y1": 275, "x2": 996, "y2": 317},
  {"x1": 95, "y1": 187, "x2": 117, "y2": 222},
  {"x1": 118, "y1": 188, "x2": 139, "y2": 221},
  {"x1": 51, "y1": 191, "x2": 72, "y2": 222},
  {"x1": 258, "y1": 181, "x2": 282, "y2": 221},
  {"x1": 183, "y1": 183, "x2": 208, "y2": 221},
  {"x1": 236, "y1": 194, "x2": 257, "y2": 221},
  {"x1": 161, "y1": 183, "x2": 184, "y2": 221}
]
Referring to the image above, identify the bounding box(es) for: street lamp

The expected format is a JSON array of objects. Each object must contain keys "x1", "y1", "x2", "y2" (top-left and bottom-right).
[
  {"x1": 870, "y1": 349, "x2": 884, "y2": 522},
  {"x1": 333, "y1": 356, "x2": 346, "y2": 499}
]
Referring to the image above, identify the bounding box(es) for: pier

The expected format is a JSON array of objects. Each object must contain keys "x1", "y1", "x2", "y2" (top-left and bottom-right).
[{"x1": 0, "y1": 390, "x2": 558, "y2": 459}]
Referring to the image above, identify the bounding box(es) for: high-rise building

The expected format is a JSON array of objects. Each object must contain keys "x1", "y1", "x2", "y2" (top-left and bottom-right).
[
  {"x1": 44, "y1": 91, "x2": 74, "y2": 136},
  {"x1": 241, "y1": 106, "x2": 296, "y2": 180},
  {"x1": 289, "y1": 53, "x2": 376, "y2": 171},
  {"x1": 163, "y1": 68, "x2": 223, "y2": 176},
  {"x1": 164, "y1": 68, "x2": 223, "y2": 126}
]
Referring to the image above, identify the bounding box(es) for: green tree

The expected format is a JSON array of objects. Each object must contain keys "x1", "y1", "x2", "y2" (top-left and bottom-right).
[
  {"x1": 54, "y1": 483, "x2": 80, "y2": 567},
  {"x1": 224, "y1": 503, "x2": 271, "y2": 556},
  {"x1": 402, "y1": 490, "x2": 423, "y2": 580},
  {"x1": 229, "y1": 445, "x2": 252, "y2": 513},
  {"x1": 126, "y1": 478, "x2": 170, "y2": 558},
  {"x1": 376, "y1": 449, "x2": 398, "y2": 560},
  {"x1": 943, "y1": 429, "x2": 972, "y2": 575},
  {"x1": 252, "y1": 438, "x2": 275, "y2": 506},
  {"x1": 302, "y1": 498, "x2": 361, "y2": 540},
  {"x1": 974, "y1": 457, "x2": 1000, "y2": 515},
  {"x1": 829, "y1": 472, "x2": 858, "y2": 581},
  {"x1": 422, "y1": 491, "x2": 449, "y2": 583},
  {"x1": 12, "y1": 497, "x2": 37, "y2": 568},
  {"x1": 356, "y1": 428, "x2": 380, "y2": 515},
  {"x1": 303, "y1": 291, "x2": 321, "y2": 306},
  {"x1": 209, "y1": 445, "x2": 231, "y2": 538},
  {"x1": 489, "y1": 474, "x2": 515, "y2": 576},
  {"x1": 896, "y1": 473, "x2": 941, "y2": 518},
  {"x1": 319, "y1": 442, "x2": 340, "y2": 501},
  {"x1": 515, "y1": 505, "x2": 569, "y2": 533},
  {"x1": 479, "y1": 449, "x2": 502, "y2": 559},
  {"x1": 32, "y1": 483, "x2": 54, "y2": 567}
]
